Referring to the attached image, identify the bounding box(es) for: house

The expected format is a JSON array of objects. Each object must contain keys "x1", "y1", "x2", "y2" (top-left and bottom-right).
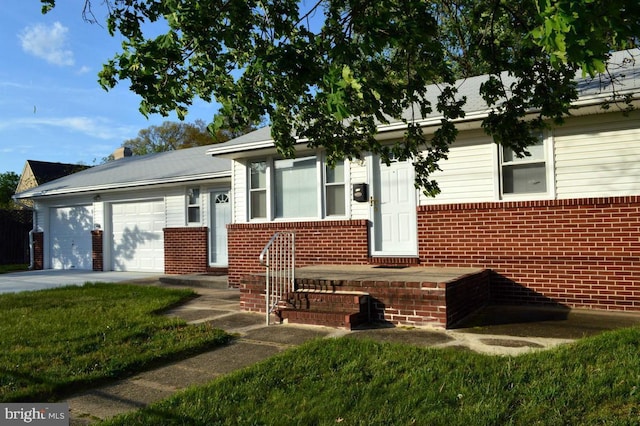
[
  {"x1": 15, "y1": 160, "x2": 90, "y2": 208},
  {"x1": 205, "y1": 49, "x2": 640, "y2": 326},
  {"x1": 13, "y1": 145, "x2": 231, "y2": 273}
]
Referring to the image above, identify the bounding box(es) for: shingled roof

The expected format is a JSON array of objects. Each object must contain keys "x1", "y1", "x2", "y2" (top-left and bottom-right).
[{"x1": 14, "y1": 144, "x2": 231, "y2": 199}]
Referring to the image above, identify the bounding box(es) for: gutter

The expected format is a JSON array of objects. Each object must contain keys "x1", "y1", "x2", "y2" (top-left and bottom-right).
[{"x1": 14, "y1": 171, "x2": 232, "y2": 200}]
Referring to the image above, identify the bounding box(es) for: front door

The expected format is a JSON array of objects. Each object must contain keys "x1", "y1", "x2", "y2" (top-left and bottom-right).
[
  {"x1": 371, "y1": 156, "x2": 417, "y2": 256},
  {"x1": 210, "y1": 191, "x2": 231, "y2": 265}
]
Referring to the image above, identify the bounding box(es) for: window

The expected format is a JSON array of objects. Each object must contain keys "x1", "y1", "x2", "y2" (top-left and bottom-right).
[
  {"x1": 248, "y1": 155, "x2": 347, "y2": 220},
  {"x1": 500, "y1": 138, "x2": 547, "y2": 195},
  {"x1": 275, "y1": 157, "x2": 318, "y2": 218},
  {"x1": 187, "y1": 187, "x2": 201, "y2": 223},
  {"x1": 325, "y1": 161, "x2": 345, "y2": 216},
  {"x1": 249, "y1": 161, "x2": 267, "y2": 219}
]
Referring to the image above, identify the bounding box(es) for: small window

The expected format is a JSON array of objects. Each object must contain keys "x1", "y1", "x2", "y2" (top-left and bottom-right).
[
  {"x1": 187, "y1": 187, "x2": 201, "y2": 223},
  {"x1": 325, "y1": 160, "x2": 346, "y2": 216},
  {"x1": 250, "y1": 161, "x2": 267, "y2": 219},
  {"x1": 501, "y1": 138, "x2": 547, "y2": 195}
]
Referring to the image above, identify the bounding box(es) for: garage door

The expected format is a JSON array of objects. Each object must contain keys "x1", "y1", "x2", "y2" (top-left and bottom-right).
[
  {"x1": 50, "y1": 205, "x2": 93, "y2": 270},
  {"x1": 111, "y1": 200, "x2": 165, "y2": 272}
]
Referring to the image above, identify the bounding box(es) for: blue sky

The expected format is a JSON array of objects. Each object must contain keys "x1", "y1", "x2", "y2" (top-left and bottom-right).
[{"x1": 0, "y1": 2, "x2": 219, "y2": 175}]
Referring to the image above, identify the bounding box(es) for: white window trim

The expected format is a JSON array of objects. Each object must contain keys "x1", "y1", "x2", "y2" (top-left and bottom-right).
[
  {"x1": 498, "y1": 131, "x2": 556, "y2": 201},
  {"x1": 247, "y1": 153, "x2": 350, "y2": 222}
]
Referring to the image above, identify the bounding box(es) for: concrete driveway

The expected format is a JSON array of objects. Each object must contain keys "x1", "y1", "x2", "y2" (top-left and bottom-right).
[{"x1": 0, "y1": 269, "x2": 160, "y2": 294}]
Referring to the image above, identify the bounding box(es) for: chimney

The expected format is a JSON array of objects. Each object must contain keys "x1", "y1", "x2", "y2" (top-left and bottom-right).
[{"x1": 112, "y1": 146, "x2": 133, "y2": 160}]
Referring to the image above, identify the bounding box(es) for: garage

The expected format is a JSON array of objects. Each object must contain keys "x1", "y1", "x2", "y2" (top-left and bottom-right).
[
  {"x1": 111, "y1": 200, "x2": 165, "y2": 272},
  {"x1": 49, "y1": 205, "x2": 93, "y2": 270}
]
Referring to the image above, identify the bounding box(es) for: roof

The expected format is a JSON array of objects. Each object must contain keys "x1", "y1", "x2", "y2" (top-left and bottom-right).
[
  {"x1": 26, "y1": 160, "x2": 90, "y2": 185},
  {"x1": 14, "y1": 143, "x2": 231, "y2": 199},
  {"x1": 207, "y1": 49, "x2": 640, "y2": 157}
]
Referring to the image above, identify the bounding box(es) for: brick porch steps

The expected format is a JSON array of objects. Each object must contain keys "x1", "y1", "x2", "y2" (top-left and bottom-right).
[
  {"x1": 279, "y1": 290, "x2": 370, "y2": 330},
  {"x1": 240, "y1": 266, "x2": 490, "y2": 328},
  {"x1": 281, "y1": 308, "x2": 368, "y2": 329}
]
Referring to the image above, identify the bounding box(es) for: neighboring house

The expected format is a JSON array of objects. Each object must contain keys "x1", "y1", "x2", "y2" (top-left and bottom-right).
[
  {"x1": 15, "y1": 160, "x2": 90, "y2": 208},
  {"x1": 206, "y1": 49, "x2": 640, "y2": 322},
  {"x1": 13, "y1": 145, "x2": 231, "y2": 273}
]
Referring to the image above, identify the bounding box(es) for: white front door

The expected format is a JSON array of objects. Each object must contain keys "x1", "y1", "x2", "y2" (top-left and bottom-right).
[
  {"x1": 210, "y1": 191, "x2": 231, "y2": 266},
  {"x1": 371, "y1": 157, "x2": 418, "y2": 256}
]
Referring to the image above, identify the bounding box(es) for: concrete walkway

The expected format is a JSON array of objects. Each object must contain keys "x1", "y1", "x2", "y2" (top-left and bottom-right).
[{"x1": 66, "y1": 277, "x2": 640, "y2": 425}]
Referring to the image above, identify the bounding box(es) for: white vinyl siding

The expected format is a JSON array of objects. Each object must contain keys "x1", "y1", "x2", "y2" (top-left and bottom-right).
[
  {"x1": 555, "y1": 112, "x2": 640, "y2": 198},
  {"x1": 419, "y1": 131, "x2": 497, "y2": 205},
  {"x1": 349, "y1": 159, "x2": 369, "y2": 219},
  {"x1": 165, "y1": 191, "x2": 186, "y2": 226},
  {"x1": 233, "y1": 161, "x2": 247, "y2": 222}
]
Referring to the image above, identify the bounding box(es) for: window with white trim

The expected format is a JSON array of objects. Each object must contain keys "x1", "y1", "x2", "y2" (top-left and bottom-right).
[
  {"x1": 187, "y1": 187, "x2": 201, "y2": 223},
  {"x1": 500, "y1": 137, "x2": 547, "y2": 195},
  {"x1": 248, "y1": 155, "x2": 347, "y2": 220},
  {"x1": 249, "y1": 161, "x2": 267, "y2": 219},
  {"x1": 325, "y1": 160, "x2": 346, "y2": 216}
]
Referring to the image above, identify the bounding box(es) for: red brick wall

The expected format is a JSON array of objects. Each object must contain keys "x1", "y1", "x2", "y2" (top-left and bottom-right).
[
  {"x1": 91, "y1": 230, "x2": 103, "y2": 271},
  {"x1": 418, "y1": 196, "x2": 640, "y2": 312},
  {"x1": 228, "y1": 220, "x2": 369, "y2": 287},
  {"x1": 164, "y1": 227, "x2": 209, "y2": 274},
  {"x1": 32, "y1": 232, "x2": 43, "y2": 270}
]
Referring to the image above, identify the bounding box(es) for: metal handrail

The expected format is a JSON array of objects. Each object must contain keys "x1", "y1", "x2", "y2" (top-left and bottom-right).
[{"x1": 259, "y1": 232, "x2": 295, "y2": 325}]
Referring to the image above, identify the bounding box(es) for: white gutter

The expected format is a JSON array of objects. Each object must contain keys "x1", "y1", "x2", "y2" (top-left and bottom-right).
[{"x1": 15, "y1": 171, "x2": 232, "y2": 199}]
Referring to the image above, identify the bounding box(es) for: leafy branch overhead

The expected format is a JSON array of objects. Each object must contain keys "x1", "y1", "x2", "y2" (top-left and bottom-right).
[{"x1": 41, "y1": 0, "x2": 640, "y2": 195}]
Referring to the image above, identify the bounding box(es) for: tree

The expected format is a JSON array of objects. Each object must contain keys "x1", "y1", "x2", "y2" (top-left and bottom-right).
[
  {"x1": 40, "y1": 0, "x2": 640, "y2": 195},
  {"x1": 123, "y1": 119, "x2": 211, "y2": 156},
  {"x1": 0, "y1": 172, "x2": 20, "y2": 209},
  {"x1": 120, "y1": 118, "x2": 258, "y2": 157}
]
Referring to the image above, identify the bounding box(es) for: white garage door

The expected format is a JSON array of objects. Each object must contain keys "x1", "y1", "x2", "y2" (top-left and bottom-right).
[
  {"x1": 111, "y1": 200, "x2": 165, "y2": 272},
  {"x1": 50, "y1": 205, "x2": 93, "y2": 270}
]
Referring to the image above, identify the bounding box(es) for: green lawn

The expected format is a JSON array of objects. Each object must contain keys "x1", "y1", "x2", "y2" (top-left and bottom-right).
[
  {"x1": 0, "y1": 283, "x2": 231, "y2": 402},
  {"x1": 0, "y1": 264, "x2": 29, "y2": 274},
  {"x1": 104, "y1": 326, "x2": 640, "y2": 425}
]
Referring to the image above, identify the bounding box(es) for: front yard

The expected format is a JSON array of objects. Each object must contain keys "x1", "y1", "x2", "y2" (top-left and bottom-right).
[
  {"x1": 0, "y1": 283, "x2": 231, "y2": 402},
  {"x1": 104, "y1": 327, "x2": 640, "y2": 425}
]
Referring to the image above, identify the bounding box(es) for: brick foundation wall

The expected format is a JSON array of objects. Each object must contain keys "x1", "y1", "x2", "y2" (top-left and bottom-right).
[
  {"x1": 418, "y1": 196, "x2": 640, "y2": 312},
  {"x1": 228, "y1": 220, "x2": 370, "y2": 287},
  {"x1": 91, "y1": 230, "x2": 103, "y2": 271},
  {"x1": 32, "y1": 232, "x2": 43, "y2": 270},
  {"x1": 164, "y1": 227, "x2": 209, "y2": 274}
]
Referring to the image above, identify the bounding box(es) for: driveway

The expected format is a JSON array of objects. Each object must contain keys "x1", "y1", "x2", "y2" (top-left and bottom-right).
[{"x1": 0, "y1": 269, "x2": 160, "y2": 294}]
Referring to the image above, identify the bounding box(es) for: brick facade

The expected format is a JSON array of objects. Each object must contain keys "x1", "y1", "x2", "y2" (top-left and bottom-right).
[
  {"x1": 91, "y1": 230, "x2": 103, "y2": 271},
  {"x1": 32, "y1": 231, "x2": 43, "y2": 270},
  {"x1": 228, "y1": 220, "x2": 370, "y2": 287},
  {"x1": 164, "y1": 227, "x2": 209, "y2": 274},
  {"x1": 418, "y1": 196, "x2": 640, "y2": 312}
]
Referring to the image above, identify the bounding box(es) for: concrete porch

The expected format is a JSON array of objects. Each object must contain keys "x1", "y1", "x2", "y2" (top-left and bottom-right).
[{"x1": 240, "y1": 265, "x2": 490, "y2": 329}]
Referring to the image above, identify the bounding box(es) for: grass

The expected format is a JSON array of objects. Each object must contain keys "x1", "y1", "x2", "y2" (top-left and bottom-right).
[
  {"x1": 0, "y1": 283, "x2": 231, "y2": 402},
  {"x1": 104, "y1": 327, "x2": 640, "y2": 425},
  {"x1": 0, "y1": 264, "x2": 29, "y2": 274}
]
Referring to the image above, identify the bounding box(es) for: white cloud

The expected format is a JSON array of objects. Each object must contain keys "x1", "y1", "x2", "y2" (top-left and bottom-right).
[
  {"x1": 0, "y1": 116, "x2": 135, "y2": 141},
  {"x1": 19, "y1": 22, "x2": 75, "y2": 66},
  {"x1": 77, "y1": 65, "x2": 91, "y2": 75}
]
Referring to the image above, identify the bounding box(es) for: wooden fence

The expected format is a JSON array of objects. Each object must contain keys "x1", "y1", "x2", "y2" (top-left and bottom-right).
[{"x1": 0, "y1": 209, "x2": 32, "y2": 265}]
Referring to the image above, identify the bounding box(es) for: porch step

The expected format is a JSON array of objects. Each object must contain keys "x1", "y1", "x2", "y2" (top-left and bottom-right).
[
  {"x1": 281, "y1": 309, "x2": 369, "y2": 329},
  {"x1": 280, "y1": 290, "x2": 370, "y2": 330}
]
